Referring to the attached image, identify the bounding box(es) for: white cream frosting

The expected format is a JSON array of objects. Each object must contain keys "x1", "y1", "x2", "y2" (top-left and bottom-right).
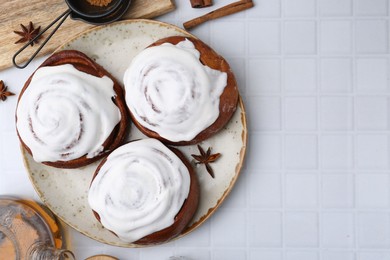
[
  {"x1": 16, "y1": 64, "x2": 121, "y2": 163},
  {"x1": 124, "y1": 39, "x2": 228, "y2": 142},
  {"x1": 88, "y1": 138, "x2": 191, "y2": 242}
]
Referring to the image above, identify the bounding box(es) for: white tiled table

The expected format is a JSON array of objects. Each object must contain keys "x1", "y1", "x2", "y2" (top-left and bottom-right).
[{"x1": 1, "y1": 0, "x2": 390, "y2": 259}]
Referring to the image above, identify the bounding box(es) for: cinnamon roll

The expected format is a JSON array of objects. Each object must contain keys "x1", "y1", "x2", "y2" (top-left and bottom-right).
[
  {"x1": 88, "y1": 138, "x2": 199, "y2": 245},
  {"x1": 124, "y1": 36, "x2": 239, "y2": 145},
  {"x1": 16, "y1": 50, "x2": 129, "y2": 168}
]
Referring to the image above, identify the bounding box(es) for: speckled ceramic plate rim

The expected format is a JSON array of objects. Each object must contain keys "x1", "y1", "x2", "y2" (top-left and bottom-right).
[{"x1": 22, "y1": 19, "x2": 248, "y2": 247}]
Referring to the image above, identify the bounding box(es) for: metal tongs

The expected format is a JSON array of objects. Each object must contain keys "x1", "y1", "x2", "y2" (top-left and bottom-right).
[{"x1": 13, "y1": 0, "x2": 132, "y2": 69}]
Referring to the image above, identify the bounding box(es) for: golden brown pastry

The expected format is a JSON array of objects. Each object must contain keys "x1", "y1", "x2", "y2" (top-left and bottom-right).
[
  {"x1": 124, "y1": 36, "x2": 239, "y2": 145},
  {"x1": 16, "y1": 50, "x2": 129, "y2": 168}
]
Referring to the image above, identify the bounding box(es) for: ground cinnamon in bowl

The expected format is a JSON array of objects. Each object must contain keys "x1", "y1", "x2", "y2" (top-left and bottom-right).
[{"x1": 87, "y1": 0, "x2": 112, "y2": 7}]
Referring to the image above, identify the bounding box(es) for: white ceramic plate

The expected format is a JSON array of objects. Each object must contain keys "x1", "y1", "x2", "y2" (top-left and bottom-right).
[{"x1": 22, "y1": 19, "x2": 247, "y2": 247}]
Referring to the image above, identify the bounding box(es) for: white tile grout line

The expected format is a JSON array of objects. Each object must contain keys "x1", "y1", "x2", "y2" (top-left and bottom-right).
[
  {"x1": 351, "y1": 0, "x2": 359, "y2": 257},
  {"x1": 251, "y1": 130, "x2": 390, "y2": 136},
  {"x1": 224, "y1": 16, "x2": 390, "y2": 22},
  {"x1": 387, "y1": 7, "x2": 390, "y2": 256},
  {"x1": 316, "y1": 0, "x2": 323, "y2": 258},
  {"x1": 280, "y1": 0, "x2": 286, "y2": 258},
  {"x1": 387, "y1": 6, "x2": 390, "y2": 260}
]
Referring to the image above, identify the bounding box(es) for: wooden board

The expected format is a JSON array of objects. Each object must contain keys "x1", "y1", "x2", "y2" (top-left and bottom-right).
[{"x1": 0, "y1": 0, "x2": 175, "y2": 70}]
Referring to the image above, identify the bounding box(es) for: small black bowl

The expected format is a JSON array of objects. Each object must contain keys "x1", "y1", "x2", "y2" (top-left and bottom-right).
[
  {"x1": 66, "y1": 0, "x2": 123, "y2": 19},
  {"x1": 13, "y1": 0, "x2": 132, "y2": 68},
  {"x1": 69, "y1": 0, "x2": 132, "y2": 25}
]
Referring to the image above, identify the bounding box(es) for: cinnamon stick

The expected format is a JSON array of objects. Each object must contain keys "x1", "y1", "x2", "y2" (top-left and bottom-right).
[
  {"x1": 184, "y1": 0, "x2": 254, "y2": 30},
  {"x1": 190, "y1": 0, "x2": 213, "y2": 8}
]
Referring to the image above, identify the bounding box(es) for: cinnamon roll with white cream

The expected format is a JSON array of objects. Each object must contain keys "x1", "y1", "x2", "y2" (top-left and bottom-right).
[
  {"x1": 88, "y1": 138, "x2": 199, "y2": 245},
  {"x1": 124, "y1": 36, "x2": 238, "y2": 145},
  {"x1": 16, "y1": 50, "x2": 129, "y2": 168}
]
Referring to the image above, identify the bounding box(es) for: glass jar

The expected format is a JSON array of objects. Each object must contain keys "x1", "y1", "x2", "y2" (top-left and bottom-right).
[{"x1": 0, "y1": 196, "x2": 74, "y2": 260}]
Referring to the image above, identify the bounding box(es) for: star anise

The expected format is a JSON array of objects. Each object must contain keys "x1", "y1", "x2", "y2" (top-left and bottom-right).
[
  {"x1": 14, "y1": 22, "x2": 41, "y2": 46},
  {"x1": 191, "y1": 145, "x2": 221, "y2": 178},
  {"x1": 0, "y1": 81, "x2": 15, "y2": 102}
]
